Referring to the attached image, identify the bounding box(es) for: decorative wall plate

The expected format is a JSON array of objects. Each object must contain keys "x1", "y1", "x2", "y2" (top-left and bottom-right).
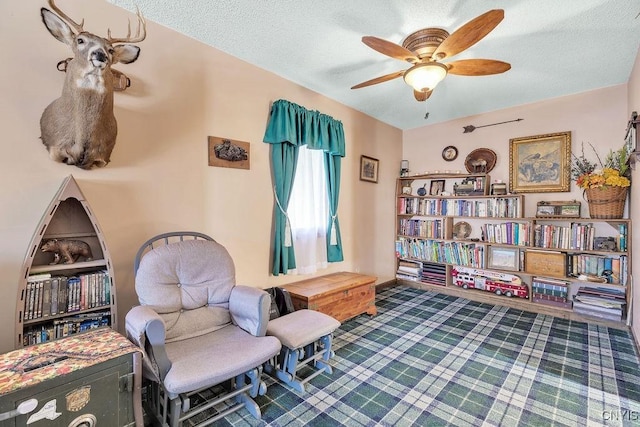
[
  {"x1": 465, "y1": 148, "x2": 497, "y2": 173},
  {"x1": 442, "y1": 146, "x2": 458, "y2": 161},
  {"x1": 453, "y1": 221, "x2": 472, "y2": 239}
]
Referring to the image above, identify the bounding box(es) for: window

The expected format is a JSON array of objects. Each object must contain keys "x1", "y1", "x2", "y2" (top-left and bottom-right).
[{"x1": 288, "y1": 145, "x2": 328, "y2": 274}]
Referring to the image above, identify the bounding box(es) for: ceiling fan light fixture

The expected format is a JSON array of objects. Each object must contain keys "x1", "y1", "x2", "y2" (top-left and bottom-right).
[{"x1": 403, "y1": 62, "x2": 448, "y2": 93}]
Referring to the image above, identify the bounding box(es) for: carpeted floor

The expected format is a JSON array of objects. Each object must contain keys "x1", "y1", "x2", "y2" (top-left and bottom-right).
[{"x1": 204, "y1": 285, "x2": 640, "y2": 426}]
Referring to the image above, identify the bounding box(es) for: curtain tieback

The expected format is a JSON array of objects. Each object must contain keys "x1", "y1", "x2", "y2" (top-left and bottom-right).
[
  {"x1": 329, "y1": 212, "x2": 338, "y2": 246},
  {"x1": 273, "y1": 186, "x2": 293, "y2": 247}
]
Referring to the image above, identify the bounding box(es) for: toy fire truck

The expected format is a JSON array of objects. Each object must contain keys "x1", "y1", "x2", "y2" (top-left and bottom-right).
[{"x1": 451, "y1": 266, "x2": 529, "y2": 299}]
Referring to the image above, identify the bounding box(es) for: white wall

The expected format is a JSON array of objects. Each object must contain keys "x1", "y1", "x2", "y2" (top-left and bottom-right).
[{"x1": 0, "y1": 0, "x2": 401, "y2": 353}]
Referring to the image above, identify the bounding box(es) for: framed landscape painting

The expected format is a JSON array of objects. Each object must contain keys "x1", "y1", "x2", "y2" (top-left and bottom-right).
[
  {"x1": 487, "y1": 246, "x2": 520, "y2": 271},
  {"x1": 509, "y1": 131, "x2": 571, "y2": 193}
]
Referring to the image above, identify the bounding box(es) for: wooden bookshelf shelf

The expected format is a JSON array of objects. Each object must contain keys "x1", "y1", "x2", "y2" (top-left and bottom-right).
[{"x1": 395, "y1": 174, "x2": 632, "y2": 327}]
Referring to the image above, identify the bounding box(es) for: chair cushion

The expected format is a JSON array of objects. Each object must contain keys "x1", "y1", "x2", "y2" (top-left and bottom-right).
[
  {"x1": 267, "y1": 309, "x2": 341, "y2": 349},
  {"x1": 136, "y1": 239, "x2": 236, "y2": 342},
  {"x1": 163, "y1": 324, "x2": 281, "y2": 396}
]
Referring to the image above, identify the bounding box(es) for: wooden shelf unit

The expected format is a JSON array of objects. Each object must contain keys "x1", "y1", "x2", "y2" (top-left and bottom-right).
[
  {"x1": 395, "y1": 174, "x2": 632, "y2": 328},
  {"x1": 15, "y1": 175, "x2": 117, "y2": 348}
]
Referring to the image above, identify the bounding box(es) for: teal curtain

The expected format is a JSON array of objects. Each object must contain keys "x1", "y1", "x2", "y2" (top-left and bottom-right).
[
  {"x1": 269, "y1": 143, "x2": 298, "y2": 275},
  {"x1": 325, "y1": 151, "x2": 343, "y2": 262},
  {"x1": 264, "y1": 99, "x2": 346, "y2": 275}
]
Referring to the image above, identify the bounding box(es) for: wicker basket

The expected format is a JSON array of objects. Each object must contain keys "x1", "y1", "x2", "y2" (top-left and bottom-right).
[{"x1": 584, "y1": 186, "x2": 628, "y2": 219}]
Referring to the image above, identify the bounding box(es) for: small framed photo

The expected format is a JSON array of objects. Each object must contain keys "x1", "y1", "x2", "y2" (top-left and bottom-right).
[
  {"x1": 491, "y1": 182, "x2": 507, "y2": 195},
  {"x1": 488, "y1": 246, "x2": 520, "y2": 271},
  {"x1": 535, "y1": 205, "x2": 556, "y2": 216},
  {"x1": 430, "y1": 179, "x2": 445, "y2": 196},
  {"x1": 360, "y1": 155, "x2": 379, "y2": 183}
]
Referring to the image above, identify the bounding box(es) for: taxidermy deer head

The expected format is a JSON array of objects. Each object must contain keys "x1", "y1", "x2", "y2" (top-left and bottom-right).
[{"x1": 39, "y1": 0, "x2": 145, "y2": 169}]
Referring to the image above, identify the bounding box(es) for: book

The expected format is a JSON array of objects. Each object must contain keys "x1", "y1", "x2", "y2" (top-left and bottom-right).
[
  {"x1": 58, "y1": 276, "x2": 68, "y2": 314},
  {"x1": 572, "y1": 300, "x2": 622, "y2": 321},
  {"x1": 41, "y1": 279, "x2": 52, "y2": 317},
  {"x1": 25, "y1": 282, "x2": 34, "y2": 320},
  {"x1": 533, "y1": 294, "x2": 572, "y2": 309},
  {"x1": 35, "y1": 281, "x2": 43, "y2": 319},
  {"x1": 50, "y1": 277, "x2": 59, "y2": 315}
]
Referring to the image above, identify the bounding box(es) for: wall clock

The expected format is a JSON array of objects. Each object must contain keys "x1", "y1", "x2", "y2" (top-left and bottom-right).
[{"x1": 442, "y1": 146, "x2": 458, "y2": 161}]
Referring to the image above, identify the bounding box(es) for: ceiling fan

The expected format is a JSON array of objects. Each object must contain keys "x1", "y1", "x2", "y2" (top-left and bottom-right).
[{"x1": 351, "y1": 9, "x2": 510, "y2": 102}]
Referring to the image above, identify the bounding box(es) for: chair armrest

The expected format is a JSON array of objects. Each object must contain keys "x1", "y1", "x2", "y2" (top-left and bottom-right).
[
  {"x1": 125, "y1": 306, "x2": 172, "y2": 381},
  {"x1": 229, "y1": 286, "x2": 271, "y2": 337}
]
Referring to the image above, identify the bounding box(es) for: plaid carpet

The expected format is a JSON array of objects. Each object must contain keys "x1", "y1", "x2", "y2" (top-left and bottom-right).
[{"x1": 207, "y1": 285, "x2": 640, "y2": 426}]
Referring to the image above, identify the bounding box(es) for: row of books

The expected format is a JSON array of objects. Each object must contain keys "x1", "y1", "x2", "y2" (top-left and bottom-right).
[
  {"x1": 397, "y1": 197, "x2": 521, "y2": 218},
  {"x1": 22, "y1": 311, "x2": 111, "y2": 346},
  {"x1": 481, "y1": 222, "x2": 530, "y2": 246},
  {"x1": 618, "y1": 223, "x2": 629, "y2": 252},
  {"x1": 573, "y1": 287, "x2": 626, "y2": 322},
  {"x1": 533, "y1": 223, "x2": 595, "y2": 251},
  {"x1": 533, "y1": 222, "x2": 628, "y2": 252},
  {"x1": 395, "y1": 238, "x2": 485, "y2": 268},
  {"x1": 396, "y1": 260, "x2": 447, "y2": 286},
  {"x1": 398, "y1": 218, "x2": 444, "y2": 239},
  {"x1": 24, "y1": 271, "x2": 111, "y2": 321},
  {"x1": 566, "y1": 254, "x2": 628, "y2": 285},
  {"x1": 531, "y1": 277, "x2": 571, "y2": 309}
]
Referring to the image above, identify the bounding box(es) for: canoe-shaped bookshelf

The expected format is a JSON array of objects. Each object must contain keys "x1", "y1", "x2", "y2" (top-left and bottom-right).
[{"x1": 15, "y1": 175, "x2": 116, "y2": 348}]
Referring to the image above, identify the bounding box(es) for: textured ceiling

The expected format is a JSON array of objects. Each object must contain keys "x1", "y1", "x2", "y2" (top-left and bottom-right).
[{"x1": 108, "y1": 0, "x2": 640, "y2": 130}]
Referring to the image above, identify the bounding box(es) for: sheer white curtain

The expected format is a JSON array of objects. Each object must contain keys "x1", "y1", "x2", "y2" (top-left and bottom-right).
[{"x1": 288, "y1": 145, "x2": 328, "y2": 274}]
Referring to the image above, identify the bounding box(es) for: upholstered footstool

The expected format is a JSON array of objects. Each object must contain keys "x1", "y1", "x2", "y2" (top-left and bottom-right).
[{"x1": 265, "y1": 309, "x2": 341, "y2": 392}]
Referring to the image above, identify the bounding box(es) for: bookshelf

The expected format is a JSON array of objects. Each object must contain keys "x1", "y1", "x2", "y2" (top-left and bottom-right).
[
  {"x1": 395, "y1": 173, "x2": 632, "y2": 327},
  {"x1": 14, "y1": 175, "x2": 117, "y2": 348}
]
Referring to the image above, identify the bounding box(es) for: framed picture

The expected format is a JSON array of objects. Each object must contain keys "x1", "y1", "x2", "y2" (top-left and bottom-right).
[
  {"x1": 430, "y1": 179, "x2": 445, "y2": 196},
  {"x1": 625, "y1": 111, "x2": 638, "y2": 154},
  {"x1": 491, "y1": 182, "x2": 507, "y2": 195},
  {"x1": 360, "y1": 155, "x2": 379, "y2": 183},
  {"x1": 487, "y1": 246, "x2": 520, "y2": 271},
  {"x1": 535, "y1": 201, "x2": 581, "y2": 218},
  {"x1": 509, "y1": 131, "x2": 571, "y2": 193},
  {"x1": 208, "y1": 136, "x2": 250, "y2": 170}
]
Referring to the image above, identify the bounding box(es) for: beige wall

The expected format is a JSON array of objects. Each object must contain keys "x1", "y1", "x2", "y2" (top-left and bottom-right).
[
  {"x1": 404, "y1": 85, "x2": 628, "y2": 212},
  {"x1": 403, "y1": 83, "x2": 634, "y2": 328},
  {"x1": 0, "y1": 0, "x2": 401, "y2": 353},
  {"x1": 628, "y1": 46, "x2": 640, "y2": 342}
]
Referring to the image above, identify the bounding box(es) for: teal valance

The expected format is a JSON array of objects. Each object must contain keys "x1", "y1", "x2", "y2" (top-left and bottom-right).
[{"x1": 264, "y1": 99, "x2": 345, "y2": 157}]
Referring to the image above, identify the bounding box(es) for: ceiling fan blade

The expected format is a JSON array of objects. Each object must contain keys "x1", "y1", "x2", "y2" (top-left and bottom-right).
[
  {"x1": 446, "y1": 59, "x2": 511, "y2": 76},
  {"x1": 351, "y1": 70, "x2": 405, "y2": 89},
  {"x1": 432, "y1": 9, "x2": 504, "y2": 60},
  {"x1": 362, "y1": 36, "x2": 419, "y2": 63},
  {"x1": 414, "y1": 90, "x2": 432, "y2": 102}
]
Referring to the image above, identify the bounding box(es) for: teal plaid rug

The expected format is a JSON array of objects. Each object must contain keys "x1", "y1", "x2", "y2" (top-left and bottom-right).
[{"x1": 210, "y1": 285, "x2": 640, "y2": 426}]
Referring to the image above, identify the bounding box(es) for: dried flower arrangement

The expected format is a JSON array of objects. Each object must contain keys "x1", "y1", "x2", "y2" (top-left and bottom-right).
[{"x1": 571, "y1": 142, "x2": 630, "y2": 189}]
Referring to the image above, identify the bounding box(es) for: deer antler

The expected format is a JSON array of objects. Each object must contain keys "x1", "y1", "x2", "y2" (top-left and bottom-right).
[
  {"x1": 107, "y1": 8, "x2": 146, "y2": 44},
  {"x1": 48, "y1": 0, "x2": 85, "y2": 32}
]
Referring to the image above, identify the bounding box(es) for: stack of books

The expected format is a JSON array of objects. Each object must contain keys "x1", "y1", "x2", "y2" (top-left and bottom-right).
[
  {"x1": 396, "y1": 259, "x2": 422, "y2": 282},
  {"x1": 421, "y1": 262, "x2": 447, "y2": 286},
  {"x1": 531, "y1": 277, "x2": 571, "y2": 309},
  {"x1": 573, "y1": 287, "x2": 626, "y2": 322}
]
